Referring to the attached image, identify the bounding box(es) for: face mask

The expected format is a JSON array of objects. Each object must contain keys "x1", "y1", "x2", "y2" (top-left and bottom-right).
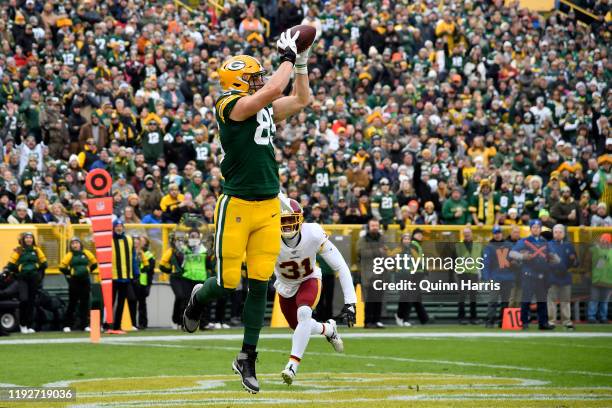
[{"x1": 188, "y1": 238, "x2": 200, "y2": 247}]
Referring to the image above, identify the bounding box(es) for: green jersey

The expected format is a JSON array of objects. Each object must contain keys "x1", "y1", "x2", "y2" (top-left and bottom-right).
[
  {"x1": 591, "y1": 246, "x2": 612, "y2": 287},
  {"x1": 56, "y1": 49, "x2": 78, "y2": 67},
  {"x1": 372, "y1": 192, "x2": 398, "y2": 223},
  {"x1": 313, "y1": 167, "x2": 332, "y2": 195},
  {"x1": 193, "y1": 141, "x2": 211, "y2": 171},
  {"x1": 215, "y1": 91, "x2": 279, "y2": 199},
  {"x1": 142, "y1": 130, "x2": 163, "y2": 164},
  {"x1": 493, "y1": 191, "x2": 513, "y2": 214}
]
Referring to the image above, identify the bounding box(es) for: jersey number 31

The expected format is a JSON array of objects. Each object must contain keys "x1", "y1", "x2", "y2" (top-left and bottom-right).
[
  {"x1": 254, "y1": 107, "x2": 276, "y2": 145},
  {"x1": 279, "y1": 258, "x2": 314, "y2": 280}
]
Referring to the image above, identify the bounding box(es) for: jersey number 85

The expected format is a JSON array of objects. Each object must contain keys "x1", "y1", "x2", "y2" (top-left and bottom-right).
[{"x1": 254, "y1": 107, "x2": 276, "y2": 145}]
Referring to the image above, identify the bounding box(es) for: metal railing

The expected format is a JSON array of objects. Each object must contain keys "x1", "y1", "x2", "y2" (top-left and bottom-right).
[{"x1": 2, "y1": 224, "x2": 610, "y2": 278}]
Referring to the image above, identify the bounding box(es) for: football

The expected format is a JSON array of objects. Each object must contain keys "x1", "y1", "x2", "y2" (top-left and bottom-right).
[{"x1": 289, "y1": 24, "x2": 317, "y2": 53}]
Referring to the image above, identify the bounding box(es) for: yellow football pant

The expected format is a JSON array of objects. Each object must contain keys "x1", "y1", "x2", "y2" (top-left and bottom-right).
[{"x1": 213, "y1": 194, "x2": 280, "y2": 289}]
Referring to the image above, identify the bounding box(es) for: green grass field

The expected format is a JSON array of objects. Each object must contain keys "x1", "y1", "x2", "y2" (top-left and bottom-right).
[{"x1": 1, "y1": 325, "x2": 611, "y2": 408}]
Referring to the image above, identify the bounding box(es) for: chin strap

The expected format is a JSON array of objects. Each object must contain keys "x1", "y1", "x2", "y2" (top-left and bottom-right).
[{"x1": 282, "y1": 232, "x2": 301, "y2": 248}]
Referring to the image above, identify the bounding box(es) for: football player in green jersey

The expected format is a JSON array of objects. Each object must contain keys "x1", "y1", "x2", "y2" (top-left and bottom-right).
[{"x1": 183, "y1": 29, "x2": 312, "y2": 394}]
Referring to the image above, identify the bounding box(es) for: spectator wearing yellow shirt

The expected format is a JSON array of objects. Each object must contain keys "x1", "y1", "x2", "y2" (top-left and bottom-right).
[
  {"x1": 350, "y1": 144, "x2": 371, "y2": 169},
  {"x1": 160, "y1": 183, "x2": 185, "y2": 223},
  {"x1": 467, "y1": 136, "x2": 497, "y2": 167},
  {"x1": 77, "y1": 138, "x2": 99, "y2": 171},
  {"x1": 435, "y1": 11, "x2": 457, "y2": 52},
  {"x1": 364, "y1": 112, "x2": 385, "y2": 140}
]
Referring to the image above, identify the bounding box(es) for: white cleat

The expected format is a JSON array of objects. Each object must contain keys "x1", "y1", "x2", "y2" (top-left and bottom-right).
[
  {"x1": 281, "y1": 367, "x2": 296, "y2": 385},
  {"x1": 20, "y1": 325, "x2": 28, "y2": 334},
  {"x1": 63, "y1": 327, "x2": 71, "y2": 333},
  {"x1": 395, "y1": 314, "x2": 404, "y2": 327},
  {"x1": 84, "y1": 327, "x2": 91, "y2": 332},
  {"x1": 27, "y1": 328, "x2": 35, "y2": 334},
  {"x1": 325, "y1": 319, "x2": 344, "y2": 353}
]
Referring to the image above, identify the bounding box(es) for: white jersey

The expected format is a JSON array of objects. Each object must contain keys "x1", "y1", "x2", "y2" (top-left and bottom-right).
[{"x1": 274, "y1": 223, "x2": 327, "y2": 298}]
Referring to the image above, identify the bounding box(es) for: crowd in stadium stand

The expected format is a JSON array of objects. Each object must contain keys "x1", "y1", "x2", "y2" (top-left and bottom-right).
[
  {"x1": 0, "y1": 0, "x2": 610, "y2": 230},
  {"x1": 0, "y1": 0, "x2": 611, "y2": 334}
]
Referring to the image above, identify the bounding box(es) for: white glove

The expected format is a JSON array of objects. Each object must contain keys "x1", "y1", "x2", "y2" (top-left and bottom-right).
[
  {"x1": 277, "y1": 29, "x2": 299, "y2": 64},
  {"x1": 295, "y1": 45, "x2": 311, "y2": 66}
]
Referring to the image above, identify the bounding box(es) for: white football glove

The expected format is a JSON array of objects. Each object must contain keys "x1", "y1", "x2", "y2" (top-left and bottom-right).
[
  {"x1": 295, "y1": 44, "x2": 311, "y2": 66},
  {"x1": 277, "y1": 29, "x2": 299, "y2": 64}
]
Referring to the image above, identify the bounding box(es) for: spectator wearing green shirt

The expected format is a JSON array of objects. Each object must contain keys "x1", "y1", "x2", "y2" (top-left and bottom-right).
[
  {"x1": 442, "y1": 188, "x2": 469, "y2": 224},
  {"x1": 142, "y1": 120, "x2": 164, "y2": 165},
  {"x1": 371, "y1": 178, "x2": 400, "y2": 226}
]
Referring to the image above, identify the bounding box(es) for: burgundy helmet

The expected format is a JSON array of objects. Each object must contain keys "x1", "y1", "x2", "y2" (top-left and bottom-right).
[{"x1": 280, "y1": 195, "x2": 304, "y2": 238}]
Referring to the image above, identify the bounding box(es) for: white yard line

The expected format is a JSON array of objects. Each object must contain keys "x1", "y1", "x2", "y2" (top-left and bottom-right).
[
  {"x1": 1, "y1": 331, "x2": 612, "y2": 346},
  {"x1": 457, "y1": 337, "x2": 612, "y2": 350},
  {"x1": 105, "y1": 342, "x2": 612, "y2": 378}
]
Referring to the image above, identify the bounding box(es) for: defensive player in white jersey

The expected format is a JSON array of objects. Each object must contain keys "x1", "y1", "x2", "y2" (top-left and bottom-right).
[{"x1": 276, "y1": 196, "x2": 357, "y2": 385}]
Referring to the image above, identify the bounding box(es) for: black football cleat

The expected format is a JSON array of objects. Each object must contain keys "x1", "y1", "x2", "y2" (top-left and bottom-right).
[
  {"x1": 232, "y1": 351, "x2": 259, "y2": 394},
  {"x1": 182, "y1": 283, "x2": 203, "y2": 333}
]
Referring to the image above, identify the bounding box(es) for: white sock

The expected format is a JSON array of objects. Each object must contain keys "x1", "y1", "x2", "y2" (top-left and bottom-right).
[
  {"x1": 289, "y1": 307, "x2": 336, "y2": 370},
  {"x1": 285, "y1": 357, "x2": 300, "y2": 374},
  {"x1": 311, "y1": 319, "x2": 334, "y2": 337},
  {"x1": 290, "y1": 306, "x2": 314, "y2": 361}
]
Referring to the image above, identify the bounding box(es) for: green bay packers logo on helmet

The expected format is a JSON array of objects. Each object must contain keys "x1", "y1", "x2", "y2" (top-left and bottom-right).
[
  {"x1": 226, "y1": 60, "x2": 247, "y2": 71},
  {"x1": 218, "y1": 55, "x2": 266, "y2": 94}
]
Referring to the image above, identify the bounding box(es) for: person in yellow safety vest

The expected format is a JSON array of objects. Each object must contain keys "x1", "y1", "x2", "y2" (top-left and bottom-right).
[
  {"x1": 59, "y1": 237, "x2": 98, "y2": 333},
  {"x1": 134, "y1": 235, "x2": 155, "y2": 330},
  {"x1": 587, "y1": 233, "x2": 612, "y2": 323},
  {"x1": 160, "y1": 228, "x2": 212, "y2": 330},
  {"x1": 111, "y1": 219, "x2": 139, "y2": 333}
]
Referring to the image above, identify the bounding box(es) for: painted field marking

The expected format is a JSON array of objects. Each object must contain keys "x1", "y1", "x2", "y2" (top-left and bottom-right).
[
  {"x1": 104, "y1": 341, "x2": 612, "y2": 379},
  {"x1": 35, "y1": 373, "x2": 612, "y2": 408},
  {"x1": 457, "y1": 337, "x2": 612, "y2": 350},
  {"x1": 1, "y1": 331, "x2": 612, "y2": 346}
]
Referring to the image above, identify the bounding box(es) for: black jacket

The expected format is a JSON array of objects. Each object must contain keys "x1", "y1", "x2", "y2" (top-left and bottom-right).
[{"x1": 360, "y1": 28, "x2": 385, "y2": 54}]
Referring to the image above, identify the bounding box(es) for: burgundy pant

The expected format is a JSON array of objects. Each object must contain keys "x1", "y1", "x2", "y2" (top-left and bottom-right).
[{"x1": 279, "y1": 278, "x2": 321, "y2": 329}]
